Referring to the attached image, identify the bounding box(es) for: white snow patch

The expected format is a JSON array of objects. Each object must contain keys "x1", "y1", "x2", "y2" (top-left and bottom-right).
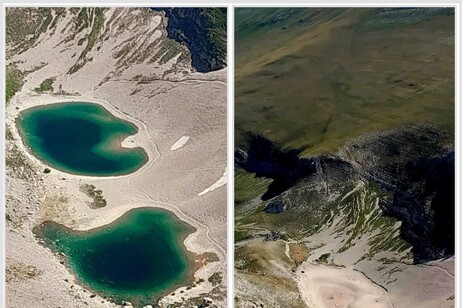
[
  {"x1": 170, "y1": 136, "x2": 190, "y2": 151},
  {"x1": 340, "y1": 181, "x2": 365, "y2": 203},
  {"x1": 198, "y1": 168, "x2": 227, "y2": 196}
]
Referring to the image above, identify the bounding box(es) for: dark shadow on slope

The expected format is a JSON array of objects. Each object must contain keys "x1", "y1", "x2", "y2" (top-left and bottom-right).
[
  {"x1": 235, "y1": 133, "x2": 316, "y2": 201},
  {"x1": 152, "y1": 7, "x2": 227, "y2": 73}
]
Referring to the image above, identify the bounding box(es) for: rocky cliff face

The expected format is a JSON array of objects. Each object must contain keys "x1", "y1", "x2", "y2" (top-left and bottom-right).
[
  {"x1": 153, "y1": 8, "x2": 227, "y2": 73},
  {"x1": 342, "y1": 126, "x2": 454, "y2": 262},
  {"x1": 236, "y1": 133, "x2": 316, "y2": 200},
  {"x1": 236, "y1": 125, "x2": 454, "y2": 263}
]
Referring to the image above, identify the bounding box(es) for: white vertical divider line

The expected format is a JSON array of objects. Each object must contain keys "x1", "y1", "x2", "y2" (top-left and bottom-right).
[
  {"x1": 454, "y1": 3, "x2": 462, "y2": 307},
  {"x1": 227, "y1": 4, "x2": 235, "y2": 308}
]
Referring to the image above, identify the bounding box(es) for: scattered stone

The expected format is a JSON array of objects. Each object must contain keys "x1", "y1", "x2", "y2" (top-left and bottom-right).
[
  {"x1": 6, "y1": 262, "x2": 41, "y2": 282},
  {"x1": 264, "y1": 231, "x2": 281, "y2": 241}
]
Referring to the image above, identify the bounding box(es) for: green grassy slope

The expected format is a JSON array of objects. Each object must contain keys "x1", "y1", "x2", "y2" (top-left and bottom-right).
[
  {"x1": 6, "y1": 66, "x2": 23, "y2": 104},
  {"x1": 235, "y1": 8, "x2": 454, "y2": 156}
]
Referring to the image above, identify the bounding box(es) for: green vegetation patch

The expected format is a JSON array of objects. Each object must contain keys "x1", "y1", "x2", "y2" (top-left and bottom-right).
[
  {"x1": 79, "y1": 184, "x2": 107, "y2": 209},
  {"x1": 75, "y1": 8, "x2": 90, "y2": 32},
  {"x1": 6, "y1": 8, "x2": 54, "y2": 56},
  {"x1": 207, "y1": 272, "x2": 222, "y2": 286},
  {"x1": 6, "y1": 65, "x2": 23, "y2": 104},
  {"x1": 5, "y1": 128, "x2": 36, "y2": 180},
  {"x1": 68, "y1": 8, "x2": 105, "y2": 74},
  {"x1": 234, "y1": 229, "x2": 252, "y2": 242},
  {"x1": 202, "y1": 8, "x2": 227, "y2": 68},
  {"x1": 235, "y1": 168, "x2": 272, "y2": 206},
  {"x1": 34, "y1": 78, "x2": 55, "y2": 93},
  {"x1": 155, "y1": 7, "x2": 227, "y2": 72},
  {"x1": 317, "y1": 253, "x2": 330, "y2": 264}
]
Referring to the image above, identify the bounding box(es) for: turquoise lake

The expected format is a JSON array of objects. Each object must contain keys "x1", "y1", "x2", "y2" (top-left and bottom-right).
[
  {"x1": 34, "y1": 208, "x2": 195, "y2": 306},
  {"x1": 17, "y1": 102, "x2": 148, "y2": 176}
]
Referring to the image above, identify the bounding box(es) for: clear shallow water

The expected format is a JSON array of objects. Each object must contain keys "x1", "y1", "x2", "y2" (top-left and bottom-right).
[
  {"x1": 17, "y1": 102, "x2": 148, "y2": 176},
  {"x1": 34, "y1": 208, "x2": 195, "y2": 306}
]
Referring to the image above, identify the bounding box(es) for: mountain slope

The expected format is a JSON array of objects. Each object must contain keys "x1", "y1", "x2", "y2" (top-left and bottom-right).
[
  {"x1": 234, "y1": 7, "x2": 454, "y2": 308},
  {"x1": 236, "y1": 125, "x2": 453, "y2": 263},
  {"x1": 235, "y1": 8, "x2": 454, "y2": 156}
]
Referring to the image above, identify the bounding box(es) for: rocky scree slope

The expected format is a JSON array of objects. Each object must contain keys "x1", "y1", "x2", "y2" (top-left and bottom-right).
[
  {"x1": 236, "y1": 125, "x2": 454, "y2": 264},
  {"x1": 6, "y1": 7, "x2": 197, "y2": 88}
]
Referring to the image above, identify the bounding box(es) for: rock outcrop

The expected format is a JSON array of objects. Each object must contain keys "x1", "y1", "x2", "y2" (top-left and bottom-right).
[{"x1": 236, "y1": 124, "x2": 454, "y2": 263}]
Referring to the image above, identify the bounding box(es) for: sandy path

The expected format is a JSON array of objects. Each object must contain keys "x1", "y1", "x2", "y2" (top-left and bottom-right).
[{"x1": 297, "y1": 264, "x2": 393, "y2": 308}]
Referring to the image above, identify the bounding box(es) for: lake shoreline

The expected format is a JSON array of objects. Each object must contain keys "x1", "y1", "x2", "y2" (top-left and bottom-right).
[
  {"x1": 15, "y1": 102, "x2": 149, "y2": 177},
  {"x1": 8, "y1": 94, "x2": 160, "y2": 180},
  {"x1": 33, "y1": 207, "x2": 201, "y2": 306},
  {"x1": 6, "y1": 92, "x2": 226, "y2": 307}
]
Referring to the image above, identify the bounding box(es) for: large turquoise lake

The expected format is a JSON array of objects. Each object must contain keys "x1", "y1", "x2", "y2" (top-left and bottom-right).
[
  {"x1": 17, "y1": 102, "x2": 148, "y2": 176},
  {"x1": 34, "y1": 208, "x2": 195, "y2": 306}
]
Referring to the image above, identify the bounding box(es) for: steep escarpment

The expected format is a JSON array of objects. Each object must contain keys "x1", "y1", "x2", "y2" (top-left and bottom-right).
[
  {"x1": 342, "y1": 126, "x2": 454, "y2": 262},
  {"x1": 236, "y1": 133, "x2": 316, "y2": 201},
  {"x1": 153, "y1": 8, "x2": 227, "y2": 72},
  {"x1": 236, "y1": 125, "x2": 454, "y2": 263},
  {"x1": 381, "y1": 151, "x2": 454, "y2": 261}
]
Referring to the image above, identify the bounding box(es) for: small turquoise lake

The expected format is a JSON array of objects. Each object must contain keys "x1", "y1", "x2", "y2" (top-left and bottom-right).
[
  {"x1": 34, "y1": 208, "x2": 195, "y2": 306},
  {"x1": 17, "y1": 102, "x2": 148, "y2": 176}
]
